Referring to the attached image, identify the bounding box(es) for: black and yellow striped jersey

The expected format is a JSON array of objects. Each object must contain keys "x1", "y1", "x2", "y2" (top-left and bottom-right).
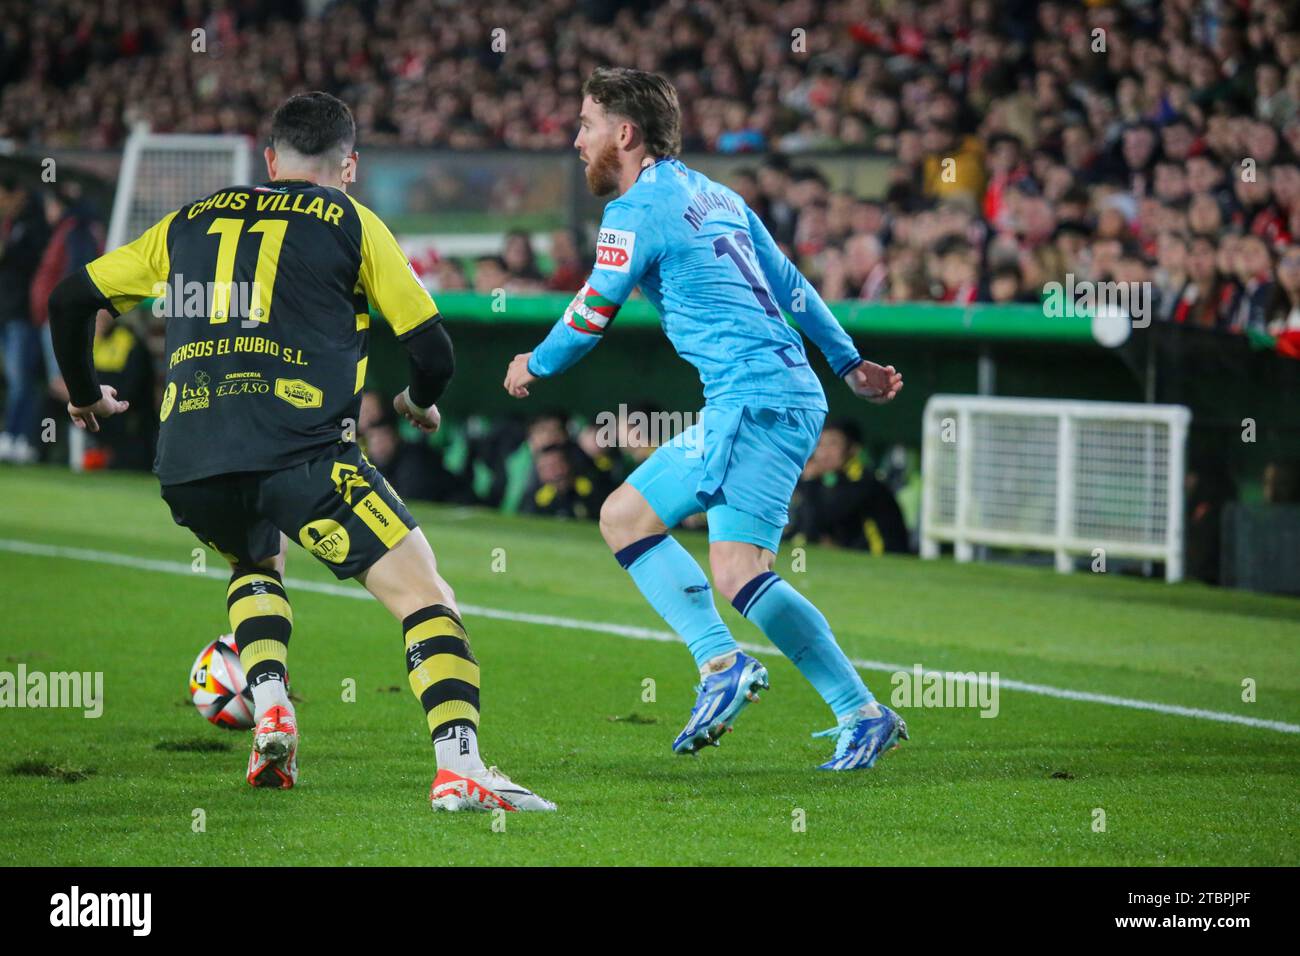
[{"x1": 83, "y1": 179, "x2": 438, "y2": 484}]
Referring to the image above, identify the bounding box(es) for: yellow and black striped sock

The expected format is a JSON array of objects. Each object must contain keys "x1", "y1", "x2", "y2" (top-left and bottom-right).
[
  {"x1": 403, "y1": 604, "x2": 482, "y2": 769},
  {"x1": 228, "y1": 568, "x2": 293, "y2": 712}
]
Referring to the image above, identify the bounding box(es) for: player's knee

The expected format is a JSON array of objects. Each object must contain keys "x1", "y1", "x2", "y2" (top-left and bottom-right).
[
  {"x1": 434, "y1": 573, "x2": 457, "y2": 612},
  {"x1": 709, "y1": 547, "x2": 771, "y2": 602},
  {"x1": 358, "y1": 530, "x2": 455, "y2": 621},
  {"x1": 599, "y1": 488, "x2": 642, "y2": 551},
  {"x1": 710, "y1": 562, "x2": 750, "y2": 602}
]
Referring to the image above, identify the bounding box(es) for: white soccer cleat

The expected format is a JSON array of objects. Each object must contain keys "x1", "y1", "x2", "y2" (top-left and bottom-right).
[{"x1": 430, "y1": 765, "x2": 556, "y2": 812}]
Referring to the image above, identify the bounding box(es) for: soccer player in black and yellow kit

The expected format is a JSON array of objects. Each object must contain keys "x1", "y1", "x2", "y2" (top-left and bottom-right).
[{"x1": 47, "y1": 93, "x2": 553, "y2": 812}]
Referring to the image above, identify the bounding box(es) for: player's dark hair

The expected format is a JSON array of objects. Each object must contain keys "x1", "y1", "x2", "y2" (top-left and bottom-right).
[
  {"x1": 269, "y1": 92, "x2": 356, "y2": 158},
  {"x1": 583, "y1": 67, "x2": 682, "y2": 159}
]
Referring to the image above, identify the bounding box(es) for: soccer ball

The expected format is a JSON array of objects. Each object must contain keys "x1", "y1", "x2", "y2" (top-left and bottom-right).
[{"x1": 188, "y1": 634, "x2": 255, "y2": 729}]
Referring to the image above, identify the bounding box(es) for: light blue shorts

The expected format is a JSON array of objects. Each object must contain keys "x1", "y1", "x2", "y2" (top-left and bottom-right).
[{"x1": 627, "y1": 405, "x2": 826, "y2": 553}]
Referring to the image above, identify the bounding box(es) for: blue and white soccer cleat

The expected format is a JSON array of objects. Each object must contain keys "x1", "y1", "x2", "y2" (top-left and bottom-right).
[
  {"x1": 812, "y1": 702, "x2": 909, "y2": 771},
  {"x1": 672, "y1": 651, "x2": 770, "y2": 755}
]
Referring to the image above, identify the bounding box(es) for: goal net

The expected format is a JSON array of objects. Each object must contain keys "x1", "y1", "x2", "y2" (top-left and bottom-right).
[{"x1": 920, "y1": 395, "x2": 1192, "y2": 582}]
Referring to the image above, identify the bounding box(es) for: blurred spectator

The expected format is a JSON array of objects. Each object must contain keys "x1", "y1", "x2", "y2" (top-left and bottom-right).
[
  {"x1": 727, "y1": 167, "x2": 766, "y2": 221},
  {"x1": 429, "y1": 258, "x2": 468, "y2": 292},
  {"x1": 30, "y1": 185, "x2": 104, "y2": 407},
  {"x1": 500, "y1": 408, "x2": 605, "y2": 514},
  {"x1": 788, "y1": 419, "x2": 909, "y2": 554},
  {"x1": 1266, "y1": 245, "x2": 1300, "y2": 334},
  {"x1": 1153, "y1": 232, "x2": 1189, "y2": 323},
  {"x1": 357, "y1": 389, "x2": 388, "y2": 435},
  {"x1": 922, "y1": 121, "x2": 986, "y2": 206},
  {"x1": 520, "y1": 443, "x2": 604, "y2": 519},
  {"x1": 822, "y1": 234, "x2": 887, "y2": 301},
  {"x1": 885, "y1": 246, "x2": 927, "y2": 302},
  {"x1": 469, "y1": 414, "x2": 528, "y2": 510},
  {"x1": 1185, "y1": 457, "x2": 1238, "y2": 585},
  {"x1": 1170, "y1": 236, "x2": 1233, "y2": 329},
  {"x1": 362, "y1": 416, "x2": 451, "y2": 502},
  {"x1": 756, "y1": 154, "x2": 796, "y2": 247},
  {"x1": 502, "y1": 229, "x2": 545, "y2": 290},
  {"x1": 545, "y1": 229, "x2": 586, "y2": 292},
  {"x1": 1228, "y1": 235, "x2": 1275, "y2": 333},
  {"x1": 1262, "y1": 460, "x2": 1300, "y2": 504},
  {"x1": 473, "y1": 255, "x2": 509, "y2": 294},
  {"x1": 983, "y1": 132, "x2": 1028, "y2": 227},
  {"x1": 576, "y1": 421, "x2": 628, "y2": 488},
  {"x1": 525, "y1": 408, "x2": 568, "y2": 453},
  {"x1": 985, "y1": 263, "x2": 1027, "y2": 304},
  {"x1": 0, "y1": 178, "x2": 50, "y2": 464},
  {"x1": 933, "y1": 237, "x2": 980, "y2": 304}
]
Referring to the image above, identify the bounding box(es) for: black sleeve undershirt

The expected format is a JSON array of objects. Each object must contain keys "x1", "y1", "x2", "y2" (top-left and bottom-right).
[
  {"x1": 48, "y1": 269, "x2": 110, "y2": 408},
  {"x1": 402, "y1": 317, "x2": 455, "y2": 408}
]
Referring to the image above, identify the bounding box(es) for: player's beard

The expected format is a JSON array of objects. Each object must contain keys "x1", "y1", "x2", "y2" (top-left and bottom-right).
[{"x1": 585, "y1": 141, "x2": 622, "y2": 197}]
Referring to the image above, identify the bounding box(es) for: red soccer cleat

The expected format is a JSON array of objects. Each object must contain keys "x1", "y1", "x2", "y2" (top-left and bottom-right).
[{"x1": 247, "y1": 705, "x2": 298, "y2": 789}]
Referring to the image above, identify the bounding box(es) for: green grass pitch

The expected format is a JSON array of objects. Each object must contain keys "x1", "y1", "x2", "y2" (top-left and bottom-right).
[{"x1": 1, "y1": 466, "x2": 1297, "y2": 866}]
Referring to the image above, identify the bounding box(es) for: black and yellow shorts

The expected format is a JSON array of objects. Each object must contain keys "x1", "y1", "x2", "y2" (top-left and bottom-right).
[{"x1": 161, "y1": 443, "x2": 417, "y2": 579}]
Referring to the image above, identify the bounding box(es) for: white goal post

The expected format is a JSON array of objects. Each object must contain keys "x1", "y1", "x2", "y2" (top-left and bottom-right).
[
  {"x1": 105, "y1": 128, "x2": 252, "y2": 251},
  {"x1": 71, "y1": 129, "x2": 252, "y2": 470},
  {"x1": 920, "y1": 395, "x2": 1192, "y2": 582}
]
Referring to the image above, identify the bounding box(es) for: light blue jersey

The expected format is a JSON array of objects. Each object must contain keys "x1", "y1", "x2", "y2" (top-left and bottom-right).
[
  {"x1": 537, "y1": 158, "x2": 879, "y2": 734},
  {"x1": 527, "y1": 158, "x2": 863, "y2": 408}
]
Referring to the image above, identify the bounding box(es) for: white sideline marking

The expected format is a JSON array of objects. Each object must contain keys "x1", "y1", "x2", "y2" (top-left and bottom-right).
[{"x1": 3, "y1": 537, "x2": 1298, "y2": 736}]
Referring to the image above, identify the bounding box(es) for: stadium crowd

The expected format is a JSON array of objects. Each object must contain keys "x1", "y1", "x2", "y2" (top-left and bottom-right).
[
  {"x1": 2, "y1": 0, "x2": 1299, "y2": 569},
  {"x1": 4, "y1": 0, "x2": 1300, "y2": 336}
]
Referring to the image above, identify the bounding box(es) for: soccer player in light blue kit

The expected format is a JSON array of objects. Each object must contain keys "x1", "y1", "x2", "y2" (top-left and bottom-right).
[{"x1": 504, "y1": 68, "x2": 908, "y2": 770}]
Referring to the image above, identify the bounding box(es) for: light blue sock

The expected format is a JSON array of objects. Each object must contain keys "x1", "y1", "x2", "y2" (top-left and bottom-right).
[
  {"x1": 615, "y1": 534, "x2": 738, "y2": 668},
  {"x1": 733, "y1": 571, "x2": 871, "y2": 718}
]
